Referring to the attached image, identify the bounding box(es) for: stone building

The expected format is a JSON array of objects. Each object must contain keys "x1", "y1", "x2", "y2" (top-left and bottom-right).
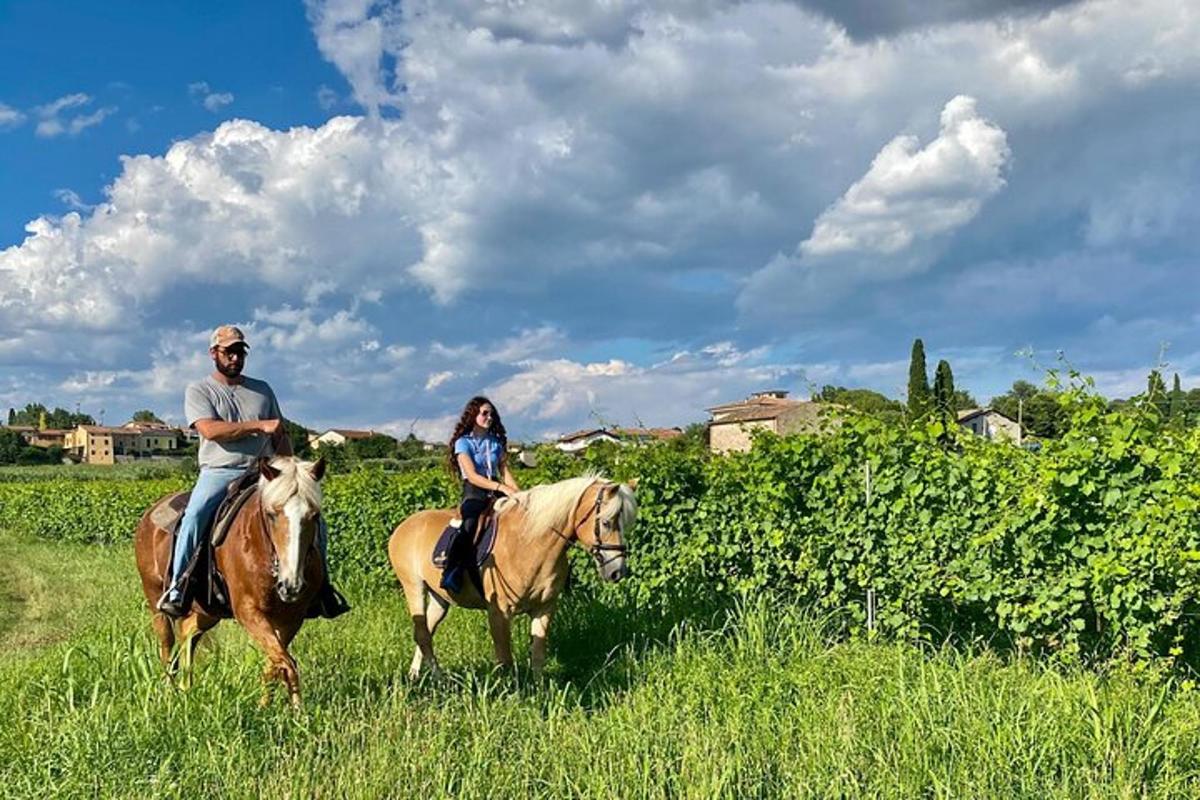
[
  {"x1": 956, "y1": 408, "x2": 1021, "y2": 443},
  {"x1": 706, "y1": 390, "x2": 832, "y2": 454}
]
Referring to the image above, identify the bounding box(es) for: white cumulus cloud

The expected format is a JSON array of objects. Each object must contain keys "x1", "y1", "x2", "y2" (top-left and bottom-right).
[
  {"x1": 740, "y1": 95, "x2": 1010, "y2": 314},
  {"x1": 34, "y1": 93, "x2": 115, "y2": 138},
  {"x1": 189, "y1": 81, "x2": 235, "y2": 112},
  {"x1": 0, "y1": 102, "x2": 25, "y2": 130}
]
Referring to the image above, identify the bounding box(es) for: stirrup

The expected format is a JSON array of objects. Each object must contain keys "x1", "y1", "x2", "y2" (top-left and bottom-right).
[{"x1": 156, "y1": 591, "x2": 186, "y2": 619}]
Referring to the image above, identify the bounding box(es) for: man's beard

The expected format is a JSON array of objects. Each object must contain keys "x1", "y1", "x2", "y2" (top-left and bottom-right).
[{"x1": 215, "y1": 360, "x2": 243, "y2": 379}]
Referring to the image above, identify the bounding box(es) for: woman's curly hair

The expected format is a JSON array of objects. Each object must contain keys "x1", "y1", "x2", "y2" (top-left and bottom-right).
[{"x1": 447, "y1": 395, "x2": 507, "y2": 476}]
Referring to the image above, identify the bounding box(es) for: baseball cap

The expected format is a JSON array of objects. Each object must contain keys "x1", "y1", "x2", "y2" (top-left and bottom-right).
[{"x1": 210, "y1": 325, "x2": 249, "y2": 350}]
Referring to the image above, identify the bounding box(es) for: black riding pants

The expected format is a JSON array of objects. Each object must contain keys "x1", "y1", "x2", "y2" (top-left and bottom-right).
[{"x1": 450, "y1": 496, "x2": 490, "y2": 568}]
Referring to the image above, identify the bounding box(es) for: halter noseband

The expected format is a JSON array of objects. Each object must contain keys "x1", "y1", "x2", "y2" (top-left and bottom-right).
[{"x1": 575, "y1": 482, "x2": 628, "y2": 568}]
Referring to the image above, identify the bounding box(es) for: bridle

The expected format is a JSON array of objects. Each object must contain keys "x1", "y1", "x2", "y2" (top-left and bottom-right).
[
  {"x1": 257, "y1": 492, "x2": 322, "y2": 580},
  {"x1": 574, "y1": 481, "x2": 628, "y2": 569}
]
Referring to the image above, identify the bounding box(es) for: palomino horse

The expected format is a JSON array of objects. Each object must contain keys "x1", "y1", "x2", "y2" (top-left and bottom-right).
[
  {"x1": 388, "y1": 474, "x2": 637, "y2": 678},
  {"x1": 134, "y1": 456, "x2": 327, "y2": 705}
]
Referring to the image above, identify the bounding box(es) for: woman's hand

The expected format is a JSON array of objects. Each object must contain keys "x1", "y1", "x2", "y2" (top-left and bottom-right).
[{"x1": 497, "y1": 484, "x2": 517, "y2": 497}]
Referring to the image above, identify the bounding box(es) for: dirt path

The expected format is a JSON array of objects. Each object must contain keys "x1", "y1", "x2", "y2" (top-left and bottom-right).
[
  {"x1": 0, "y1": 539, "x2": 24, "y2": 644},
  {"x1": 0, "y1": 530, "x2": 137, "y2": 652}
]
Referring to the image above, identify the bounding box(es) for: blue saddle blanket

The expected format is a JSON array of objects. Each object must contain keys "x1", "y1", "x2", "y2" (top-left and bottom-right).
[{"x1": 432, "y1": 514, "x2": 499, "y2": 570}]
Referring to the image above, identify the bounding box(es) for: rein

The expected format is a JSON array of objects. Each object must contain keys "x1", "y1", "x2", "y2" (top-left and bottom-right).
[{"x1": 256, "y1": 492, "x2": 280, "y2": 578}]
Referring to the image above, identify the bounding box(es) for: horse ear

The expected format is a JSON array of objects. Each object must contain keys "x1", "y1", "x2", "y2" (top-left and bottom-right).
[
  {"x1": 259, "y1": 457, "x2": 279, "y2": 481},
  {"x1": 626, "y1": 478, "x2": 639, "y2": 490},
  {"x1": 310, "y1": 457, "x2": 327, "y2": 481}
]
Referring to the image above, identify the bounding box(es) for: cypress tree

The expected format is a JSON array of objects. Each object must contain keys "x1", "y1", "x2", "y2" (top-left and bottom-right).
[
  {"x1": 933, "y1": 360, "x2": 955, "y2": 418},
  {"x1": 1169, "y1": 373, "x2": 1185, "y2": 427},
  {"x1": 5, "y1": 408, "x2": 13, "y2": 426},
  {"x1": 907, "y1": 339, "x2": 931, "y2": 418}
]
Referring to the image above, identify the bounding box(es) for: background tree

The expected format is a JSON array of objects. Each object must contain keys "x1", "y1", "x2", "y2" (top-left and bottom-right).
[
  {"x1": 314, "y1": 442, "x2": 351, "y2": 473},
  {"x1": 6, "y1": 408, "x2": 14, "y2": 425},
  {"x1": 668, "y1": 422, "x2": 711, "y2": 452},
  {"x1": 907, "y1": 339, "x2": 931, "y2": 419},
  {"x1": 280, "y1": 419, "x2": 313, "y2": 458},
  {"x1": 817, "y1": 385, "x2": 905, "y2": 424},
  {"x1": 397, "y1": 433, "x2": 428, "y2": 460},
  {"x1": 0, "y1": 429, "x2": 22, "y2": 463},
  {"x1": 349, "y1": 434, "x2": 399, "y2": 460},
  {"x1": 131, "y1": 409, "x2": 164, "y2": 424},
  {"x1": 1169, "y1": 373, "x2": 1186, "y2": 428},
  {"x1": 932, "y1": 360, "x2": 955, "y2": 420},
  {"x1": 951, "y1": 389, "x2": 979, "y2": 411},
  {"x1": 12, "y1": 404, "x2": 94, "y2": 429}
]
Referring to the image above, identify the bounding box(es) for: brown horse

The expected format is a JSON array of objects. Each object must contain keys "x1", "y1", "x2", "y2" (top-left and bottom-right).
[
  {"x1": 388, "y1": 474, "x2": 637, "y2": 678},
  {"x1": 134, "y1": 456, "x2": 327, "y2": 705}
]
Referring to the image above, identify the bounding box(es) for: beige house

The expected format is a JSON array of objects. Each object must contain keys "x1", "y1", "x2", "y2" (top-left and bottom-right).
[
  {"x1": 556, "y1": 428, "x2": 621, "y2": 453},
  {"x1": 26, "y1": 429, "x2": 67, "y2": 448},
  {"x1": 309, "y1": 429, "x2": 383, "y2": 449},
  {"x1": 64, "y1": 426, "x2": 128, "y2": 465},
  {"x1": 5, "y1": 426, "x2": 67, "y2": 449},
  {"x1": 555, "y1": 427, "x2": 682, "y2": 453},
  {"x1": 64, "y1": 424, "x2": 182, "y2": 464},
  {"x1": 121, "y1": 422, "x2": 182, "y2": 453},
  {"x1": 957, "y1": 408, "x2": 1021, "y2": 443},
  {"x1": 707, "y1": 391, "x2": 832, "y2": 454}
]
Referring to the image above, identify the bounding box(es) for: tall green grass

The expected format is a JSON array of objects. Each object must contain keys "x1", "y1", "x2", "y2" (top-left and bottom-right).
[{"x1": 3, "y1": 533, "x2": 1200, "y2": 798}]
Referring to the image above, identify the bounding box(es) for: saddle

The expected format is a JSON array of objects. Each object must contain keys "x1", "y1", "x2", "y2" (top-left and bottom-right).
[
  {"x1": 157, "y1": 471, "x2": 260, "y2": 618},
  {"x1": 432, "y1": 503, "x2": 501, "y2": 594}
]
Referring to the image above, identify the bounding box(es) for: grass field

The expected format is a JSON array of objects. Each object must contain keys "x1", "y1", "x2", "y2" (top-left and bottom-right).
[
  {"x1": 0, "y1": 461, "x2": 191, "y2": 482},
  {"x1": 3, "y1": 530, "x2": 1200, "y2": 798}
]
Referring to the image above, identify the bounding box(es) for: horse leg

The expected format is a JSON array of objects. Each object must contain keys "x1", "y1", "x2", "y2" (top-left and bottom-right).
[
  {"x1": 530, "y1": 603, "x2": 556, "y2": 675},
  {"x1": 405, "y1": 582, "x2": 446, "y2": 680},
  {"x1": 243, "y1": 614, "x2": 303, "y2": 707},
  {"x1": 486, "y1": 605, "x2": 514, "y2": 670},
  {"x1": 175, "y1": 612, "x2": 216, "y2": 688},
  {"x1": 151, "y1": 611, "x2": 176, "y2": 671}
]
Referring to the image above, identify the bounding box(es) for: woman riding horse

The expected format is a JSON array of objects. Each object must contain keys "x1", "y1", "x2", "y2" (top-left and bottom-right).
[
  {"x1": 390, "y1": 471, "x2": 637, "y2": 678},
  {"x1": 439, "y1": 396, "x2": 520, "y2": 593}
]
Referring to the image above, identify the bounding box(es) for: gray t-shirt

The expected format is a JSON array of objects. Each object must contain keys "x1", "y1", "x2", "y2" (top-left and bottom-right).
[{"x1": 184, "y1": 375, "x2": 283, "y2": 470}]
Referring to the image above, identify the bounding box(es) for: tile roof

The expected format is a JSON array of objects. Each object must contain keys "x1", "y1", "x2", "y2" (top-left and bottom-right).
[
  {"x1": 957, "y1": 408, "x2": 1017, "y2": 424},
  {"x1": 557, "y1": 428, "x2": 616, "y2": 443},
  {"x1": 325, "y1": 429, "x2": 382, "y2": 440}
]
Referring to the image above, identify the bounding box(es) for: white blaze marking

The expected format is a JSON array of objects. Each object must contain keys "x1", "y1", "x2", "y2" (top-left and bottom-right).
[{"x1": 281, "y1": 497, "x2": 308, "y2": 587}]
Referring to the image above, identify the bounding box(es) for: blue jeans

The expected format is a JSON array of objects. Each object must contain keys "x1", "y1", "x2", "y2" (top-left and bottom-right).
[{"x1": 166, "y1": 466, "x2": 329, "y2": 600}]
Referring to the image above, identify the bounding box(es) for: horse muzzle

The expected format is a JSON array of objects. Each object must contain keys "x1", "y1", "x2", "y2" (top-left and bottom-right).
[
  {"x1": 277, "y1": 580, "x2": 306, "y2": 603},
  {"x1": 600, "y1": 561, "x2": 630, "y2": 583}
]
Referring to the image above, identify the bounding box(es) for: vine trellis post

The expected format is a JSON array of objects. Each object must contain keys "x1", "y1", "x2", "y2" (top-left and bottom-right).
[{"x1": 864, "y1": 460, "x2": 876, "y2": 635}]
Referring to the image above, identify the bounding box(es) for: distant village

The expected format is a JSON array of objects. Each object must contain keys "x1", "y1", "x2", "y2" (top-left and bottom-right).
[{"x1": 0, "y1": 388, "x2": 1019, "y2": 467}]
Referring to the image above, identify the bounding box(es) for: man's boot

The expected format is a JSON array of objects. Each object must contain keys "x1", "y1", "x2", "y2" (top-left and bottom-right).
[{"x1": 308, "y1": 579, "x2": 351, "y2": 619}]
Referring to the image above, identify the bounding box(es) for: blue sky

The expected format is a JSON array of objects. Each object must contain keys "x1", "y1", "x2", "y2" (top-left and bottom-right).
[
  {"x1": 0, "y1": 1, "x2": 346, "y2": 231},
  {"x1": 2, "y1": 0, "x2": 1198, "y2": 441}
]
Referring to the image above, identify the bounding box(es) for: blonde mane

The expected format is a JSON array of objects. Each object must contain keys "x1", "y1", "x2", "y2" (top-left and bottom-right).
[
  {"x1": 259, "y1": 456, "x2": 323, "y2": 512},
  {"x1": 496, "y1": 473, "x2": 637, "y2": 539}
]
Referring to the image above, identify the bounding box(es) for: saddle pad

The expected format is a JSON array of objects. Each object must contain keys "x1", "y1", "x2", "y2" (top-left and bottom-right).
[
  {"x1": 150, "y1": 491, "x2": 191, "y2": 534},
  {"x1": 210, "y1": 482, "x2": 258, "y2": 548},
  {"x1": 432, "y1": 515, "x2": 500, "y2": 570}
]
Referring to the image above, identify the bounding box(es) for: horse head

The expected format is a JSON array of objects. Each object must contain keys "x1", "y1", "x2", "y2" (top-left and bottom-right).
[
  {"x1": 576, "y1": 479, "x2": 638, "y2": 583},
  {"x1": 258, "y1": 456, "x2": 327, "y2": 603}
]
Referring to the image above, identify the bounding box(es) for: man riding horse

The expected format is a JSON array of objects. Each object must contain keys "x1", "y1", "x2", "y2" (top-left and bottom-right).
[{"x1": 155, "y1": 324, "x2": 349, "y2": 619}]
